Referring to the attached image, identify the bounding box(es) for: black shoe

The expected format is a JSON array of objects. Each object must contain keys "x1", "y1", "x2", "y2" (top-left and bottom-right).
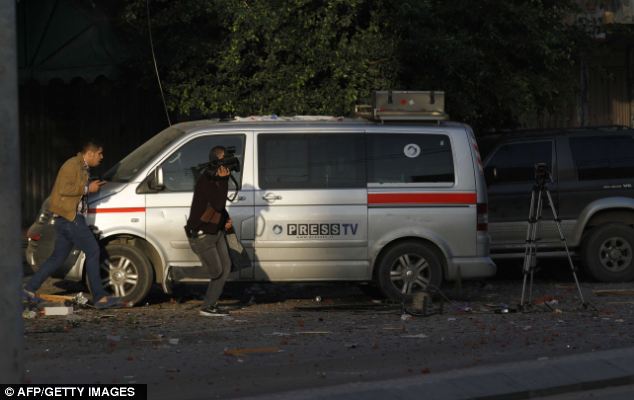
[{"x1": 199, "y1": 305, "x2": 230, "y2": 317}]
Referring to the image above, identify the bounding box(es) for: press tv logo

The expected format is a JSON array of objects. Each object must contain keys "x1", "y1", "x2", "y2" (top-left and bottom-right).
[{"x1": 277, "y1": 223, "x2": 359, "y2": 238}]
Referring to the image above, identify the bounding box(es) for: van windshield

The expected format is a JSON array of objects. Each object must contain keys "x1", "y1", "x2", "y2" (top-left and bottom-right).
[{"x1": 103, "y1": 127, "x2": 185, "y2": 183}]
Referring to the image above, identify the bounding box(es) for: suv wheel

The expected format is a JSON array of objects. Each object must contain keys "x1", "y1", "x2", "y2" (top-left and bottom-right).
[
  {"x1": 377, "y1": 241, "x2": 442, "y2": 301},
  {"x1": 98, "y1": 243, "x2": 154, "y2": 306},
  {"x1": 582, "y1": 223, "x2": 634, "y2": 282}
]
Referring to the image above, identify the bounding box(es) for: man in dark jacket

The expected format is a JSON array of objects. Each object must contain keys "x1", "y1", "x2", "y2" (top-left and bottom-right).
[
  {"x1": 23, "y1": 141, "x2": 121, "y2": 309},
  {"x1": 186, "y1": 146, "x2": 233, "y2": 317}
]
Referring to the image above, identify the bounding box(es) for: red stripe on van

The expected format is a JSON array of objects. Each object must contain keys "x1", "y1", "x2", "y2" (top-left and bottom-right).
[
  {"x1": 88, "y1": 207, "x2": 146, "y2": 214},
  {"x1": 368, "y1": 193, "x2": 477, "y2": 205}
]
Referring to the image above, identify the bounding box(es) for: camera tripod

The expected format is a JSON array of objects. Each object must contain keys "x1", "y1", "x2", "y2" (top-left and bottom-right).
[{"x1": 519, "y1": 176, "x2": 588, "y2": 311}]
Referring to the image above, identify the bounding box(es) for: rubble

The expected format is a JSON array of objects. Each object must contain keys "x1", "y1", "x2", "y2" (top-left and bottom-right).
[{"x1": 42, "y1": 306, "x2": 73, "y2": 316}]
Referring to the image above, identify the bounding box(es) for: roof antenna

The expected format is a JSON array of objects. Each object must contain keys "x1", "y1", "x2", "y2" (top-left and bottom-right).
[{"x1": 146, "y1": 0, "x2": 171, "y2": 126}]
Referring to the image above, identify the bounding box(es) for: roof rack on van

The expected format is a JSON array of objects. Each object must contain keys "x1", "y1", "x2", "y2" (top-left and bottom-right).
[
  {"x1": 233, "y1": 115, "x2": 344, "y2": 122},
  {"x1": 356, "y1": 90, "x2": 449, "y2": 123}
]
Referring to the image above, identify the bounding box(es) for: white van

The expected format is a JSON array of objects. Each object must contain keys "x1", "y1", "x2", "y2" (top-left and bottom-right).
[{"x1": 53, "y1": 92, "x2": 495, "y2": 304}]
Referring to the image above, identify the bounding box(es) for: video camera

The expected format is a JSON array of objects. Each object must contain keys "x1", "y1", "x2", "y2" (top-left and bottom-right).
[
  {"x1": 204, "y1": 146, "x2": 241, "y2": 174},
  {"x1": 534, "y1": 163, "x2": 551, "y2": 186}
]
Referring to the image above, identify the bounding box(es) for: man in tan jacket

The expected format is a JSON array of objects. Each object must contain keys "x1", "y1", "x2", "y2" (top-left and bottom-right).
[{"x1": 23, "y1": 141, "x2": 121, "y2": 309}]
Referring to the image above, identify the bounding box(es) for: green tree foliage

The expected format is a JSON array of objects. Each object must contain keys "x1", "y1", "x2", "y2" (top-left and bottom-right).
[
  {"x1": 119, "y1": 0, "x2": 587, "y2": 130},
  {"x1": 120, "y1": 0, "x2": 397, "y2": 117},
  {"x1": 392, "y1": 0, "x2": 586, "y2": 130}
]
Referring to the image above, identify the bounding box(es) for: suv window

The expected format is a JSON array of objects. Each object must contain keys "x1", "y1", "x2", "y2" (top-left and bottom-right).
[
  {"x1": 367, "y1": 134, "x2": 454, "y2": 184},
  {"x1": 161, "y1": 134, "x2": 245, "y2": 192},
  {"x1": 486, "y1": 141, "x2": 552, "y2": 184},
  {"x1": 258, "y1": 133, "x2": 366, "y2": 189},
  {"x1": 570, "y1": 135, "x2": 634, "y2": 181}
]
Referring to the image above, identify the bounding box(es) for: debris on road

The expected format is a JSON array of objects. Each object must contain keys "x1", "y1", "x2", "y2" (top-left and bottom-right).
[
  {"x1": 42, "y1": 306, "x2": 73, "y2": 316},
  {"x1": 37, "y1": 292, "x2": 89, "y2": 306},
  {"x1": 73, "y1": 292, "x2": 89, "y2": 305},
  {"x1": 383, "y1": 326, "x2": 404, "y2": 331},
  {"x1": 593, "y1": 289, "x2": 634, "y2": 297},
  {"x1": 401, "y1": 333, "x2": 428, "y2": 339},
  {"x1": 106, "y1": 335, "x2": 121, "y2": 342},
  {"x1": 38, "y1": 294, "x2": 74, "y2": 303},
  {"x1": 224, "y1": 347, "x2": 281, "y2": 357},
  {"x1": 294, "y1": 303, "x2": 400, "y2": 312}
]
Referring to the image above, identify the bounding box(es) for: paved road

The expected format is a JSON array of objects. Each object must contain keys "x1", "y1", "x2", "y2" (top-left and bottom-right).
[{"x1": 21, "y1": 263, "x2": 634, "y2": 399}]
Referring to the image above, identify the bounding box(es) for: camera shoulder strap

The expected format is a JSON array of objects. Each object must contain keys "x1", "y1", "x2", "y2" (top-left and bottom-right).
[{"x1": 227, "y1": 174, "x2": 239, "y2": 202}]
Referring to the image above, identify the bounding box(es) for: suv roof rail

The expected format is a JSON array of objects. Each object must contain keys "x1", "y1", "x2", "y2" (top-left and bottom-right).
[
  {"x1": 356, "y1": 90, "x2": 449, "y2": 123},
  {"x1": 480, "y1": 124, "x2": 632, "y2": 139}
]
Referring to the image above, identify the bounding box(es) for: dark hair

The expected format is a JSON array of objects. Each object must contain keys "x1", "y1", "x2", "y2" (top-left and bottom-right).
[
  {"x1": 81, "y1": 140, "x2": 103, "y2": 153},
  {"x1": 209, "y1": 146, "x2": 226, "y2": 162}
]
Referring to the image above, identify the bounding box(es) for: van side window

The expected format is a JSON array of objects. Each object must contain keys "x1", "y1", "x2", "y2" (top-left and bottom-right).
[
  {"x1": 570, "y1": 135, "x2": 634, "y2": 181},
  {"x1": 160, "y1": 134, "x2": 245, "y2": 192},
  {"x1": 367, "y1": 134, "x2": 454, "y2": 184},
  {"x1": 258, "y1": 134, "x2": 366, "y2": 189},
  {"x1": 486, "y1": 141, "x2": 552, "y2": 184}
]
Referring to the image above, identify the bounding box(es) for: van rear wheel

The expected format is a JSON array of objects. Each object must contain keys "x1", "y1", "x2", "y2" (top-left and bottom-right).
[
  {"x1": 377, "y1": 242, "x2": 443, "y2": 301},
  {"x1": 98, "y1": 243, "x2": 153, "y2": 306}
]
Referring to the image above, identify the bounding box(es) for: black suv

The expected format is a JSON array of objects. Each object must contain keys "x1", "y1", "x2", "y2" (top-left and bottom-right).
[{"x1": 483, "y1": 126, "x2": 634, "y2": 282}]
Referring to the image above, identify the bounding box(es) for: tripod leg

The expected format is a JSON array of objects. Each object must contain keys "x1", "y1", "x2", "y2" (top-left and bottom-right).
[
  {"x1": 544, "y1": 190, "x2": 587, "y2": 307},
  {"x1": 528, "y1": 189, "x2": 545, "y2": 305},
  {"x1": 521, "y1": 188, "x2": 539, "y2": 308}
]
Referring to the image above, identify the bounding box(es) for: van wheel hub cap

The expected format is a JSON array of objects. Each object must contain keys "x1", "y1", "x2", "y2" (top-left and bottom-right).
[
  {"x1": 599, "y1": 237, "x2": 632, "y2": 272},
  {"x1": 390, "y1": 253, "x2": 431, "y2": 295},
  {"x1": 101, "y1": 255, "x2": 139, "y2": 297}
]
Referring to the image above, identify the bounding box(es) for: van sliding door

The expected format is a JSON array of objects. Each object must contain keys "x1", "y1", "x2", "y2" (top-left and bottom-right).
[{"x1": 253, "y1": 132, "x2": 369, "y2": 281}]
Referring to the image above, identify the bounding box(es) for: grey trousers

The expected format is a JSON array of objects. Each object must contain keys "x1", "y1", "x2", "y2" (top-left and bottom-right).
[{"x1": 188, "y1": 231, "x2": 231, "y2": 307}]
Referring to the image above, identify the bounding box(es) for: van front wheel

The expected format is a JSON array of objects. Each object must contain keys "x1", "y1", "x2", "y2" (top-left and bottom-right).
[
  {"x1": 98, "y1": 243, "x2": 153, "y2": 306},
  {"x1": 377, "y1": 242, "x2": 443, "y2": 301}
]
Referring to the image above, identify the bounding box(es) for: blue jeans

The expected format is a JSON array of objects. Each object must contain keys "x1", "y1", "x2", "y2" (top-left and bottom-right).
[{"x1": 25, "y1": 214, "x2": 107, "y2": 301}]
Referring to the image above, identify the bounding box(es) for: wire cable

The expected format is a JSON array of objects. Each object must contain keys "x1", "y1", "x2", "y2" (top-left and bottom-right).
[{"x1": 146, "y1": 0, "x2": 171, "y2": 126}]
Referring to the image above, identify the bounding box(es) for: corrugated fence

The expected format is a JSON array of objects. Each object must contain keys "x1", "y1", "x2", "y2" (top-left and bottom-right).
[{"x1": 19, "y1": 77, "x2": 167, "y2": 227}]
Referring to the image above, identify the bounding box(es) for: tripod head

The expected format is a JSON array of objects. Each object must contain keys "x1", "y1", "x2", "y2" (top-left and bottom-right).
[{"x1": 533, "y1": 163, "x2": 551, "y2": 189}]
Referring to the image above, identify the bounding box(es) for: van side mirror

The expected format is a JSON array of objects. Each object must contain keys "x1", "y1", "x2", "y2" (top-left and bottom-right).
[{"x1": 149, "y1": 167, "x2": 165, "y2": 191}]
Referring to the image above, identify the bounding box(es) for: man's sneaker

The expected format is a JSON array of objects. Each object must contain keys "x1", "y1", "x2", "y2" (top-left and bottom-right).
[{"x1": 199, "y1": 305, "x2": 230, "y2": 317}]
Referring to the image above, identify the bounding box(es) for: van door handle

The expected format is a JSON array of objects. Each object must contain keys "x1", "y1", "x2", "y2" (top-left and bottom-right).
[
  {"x1": 238, "y1": 195, "x2": 246, "y2": 201},
  {"x1": 263, "y1": 193, "x2": 282, "y2": 202}
]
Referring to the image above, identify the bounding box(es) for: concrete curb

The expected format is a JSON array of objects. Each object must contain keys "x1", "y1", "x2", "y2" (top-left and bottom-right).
[{"x1": 237, "y1": 347, "x2": 634, "y2": 400}]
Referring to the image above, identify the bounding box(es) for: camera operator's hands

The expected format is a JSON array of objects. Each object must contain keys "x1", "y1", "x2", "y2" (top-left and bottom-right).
[
  {"x1": 216, "y1": 166, "x2": 230, "y2": 177},
  {"x1": 88, "y1": 180, "x2": 107, "y2": 193},
  {"x1": 225, "y1": 218, "x2": 233, "y2": 231}
]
